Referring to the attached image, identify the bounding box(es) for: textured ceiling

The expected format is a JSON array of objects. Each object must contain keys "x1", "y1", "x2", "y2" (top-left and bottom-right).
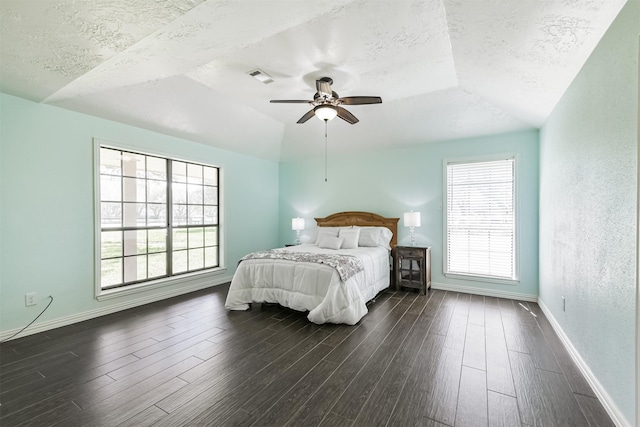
[{"x1": 0, "y1": 0, "x2": 628, "y2": 161}]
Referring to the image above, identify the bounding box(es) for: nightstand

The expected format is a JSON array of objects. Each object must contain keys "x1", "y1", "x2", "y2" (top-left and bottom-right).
[{"x1": 393, "y1": 246, "x2": 431, "y2": 295}]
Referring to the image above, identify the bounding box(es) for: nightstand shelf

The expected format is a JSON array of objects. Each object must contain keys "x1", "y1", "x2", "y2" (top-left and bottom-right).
[{"x1": 393, "y1": 246, "x2": 431, "y2": 295}]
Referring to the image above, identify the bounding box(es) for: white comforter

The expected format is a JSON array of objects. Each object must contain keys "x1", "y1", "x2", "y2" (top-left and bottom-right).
[{"x1": 225, "y1": 244, "x2": 390, "y2": 325}]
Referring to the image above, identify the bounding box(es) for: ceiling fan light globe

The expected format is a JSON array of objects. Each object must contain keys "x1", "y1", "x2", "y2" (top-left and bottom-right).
[{"x1": 314, "y1": 105, "x2": 338, "y2": 121}]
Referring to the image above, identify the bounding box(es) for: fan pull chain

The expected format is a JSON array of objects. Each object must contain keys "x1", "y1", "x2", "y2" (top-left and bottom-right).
[{"x1": 324, "y1": 119, "x2": 328, "y2": 182}]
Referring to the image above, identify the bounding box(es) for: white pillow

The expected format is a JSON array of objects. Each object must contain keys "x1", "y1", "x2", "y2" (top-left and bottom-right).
[
  {"x1": 358, "y1": 226, "x2": 393, "y2": 250},
  {"x1": 358, "y1": 227, "x2": 381, "y2": 247},
  {"x1": 315, "y1": 229, "x2": 339, "y2": 245},
  {"x1": 378, "y1": 227, "x2": 393, "y2": 250},
  {"x1": 318, "y1": 236, "x2": 343, "y2": 250},
  {"x1": 339, "y1": 228, "x2": 361, "y2": 249},
  {"x1": 310, "y1": 227, "x2": 340, "y2": 242}
]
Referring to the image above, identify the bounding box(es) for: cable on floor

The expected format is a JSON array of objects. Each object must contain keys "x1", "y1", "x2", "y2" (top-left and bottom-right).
[{"x1": 0, "y1": 295, "x2": 53, "y2": 344}]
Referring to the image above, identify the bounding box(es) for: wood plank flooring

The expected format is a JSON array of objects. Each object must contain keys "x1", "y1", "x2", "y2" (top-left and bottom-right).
[{"x1": 0, "y1": 283, "x2": 614, "y2": 426}]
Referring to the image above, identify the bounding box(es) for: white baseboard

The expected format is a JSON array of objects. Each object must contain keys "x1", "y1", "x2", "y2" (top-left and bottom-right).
[
  {"x1": 0, "y1": 275, "x2": 233, "y2": 342},
  {"x1": 537, "y1": 298, "x2": 631, "y2": 427},
  {"x1": 431, "y1": 281, "x2": 538, "y2": 302}
]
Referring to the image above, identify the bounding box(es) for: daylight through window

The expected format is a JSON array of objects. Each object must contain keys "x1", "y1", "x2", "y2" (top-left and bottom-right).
[
  {"x1": 99, "y1": 146, "x2": 219, "y2": 290},
  {"x1": 445, "y1": 157, "x2": 516, "y2": 281}
]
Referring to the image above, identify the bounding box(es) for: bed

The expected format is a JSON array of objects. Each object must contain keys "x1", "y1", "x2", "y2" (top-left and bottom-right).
[{"x1": 224, "y1": 211, "x2": 399, "y2": 325}]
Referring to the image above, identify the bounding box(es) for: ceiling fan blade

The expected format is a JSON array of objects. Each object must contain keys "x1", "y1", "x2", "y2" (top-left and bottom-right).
[
  {"x1": 297, "y1": 109, "x2": 316, "y2": 124},
  {"x1": 316, "y1": 77, "x2": 333, "y2": 97},
  {"x1": 338, "y1": 96, "x2": 382, "y2": 105},
  {"x1": 270, "y1": 100, "x2": 312, "y2": 103},
  {"x1": 336, "y1": 106, "x2": 359, "y2": 124}
]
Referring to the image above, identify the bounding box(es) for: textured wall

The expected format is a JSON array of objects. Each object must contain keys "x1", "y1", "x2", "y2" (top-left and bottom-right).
[
  {"x1": 0, "y1": 93, "x2": 280, "y2": 335},
  {"x1": 279, "y1": 129, "x2": 539, "y2": 299},
  {"x1": 539, "y1": 1, "x2": 638, "y2": 424}
]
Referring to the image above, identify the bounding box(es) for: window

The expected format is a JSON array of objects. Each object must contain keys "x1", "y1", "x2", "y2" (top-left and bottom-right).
[
  {"x1": 98, "y1": 145, "x2": 220, "y2": 290},
  {"x1": 445, "y1": 157, "x2": 516, "y2": 281}
]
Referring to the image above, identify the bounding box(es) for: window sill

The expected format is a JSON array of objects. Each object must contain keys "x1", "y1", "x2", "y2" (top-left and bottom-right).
[
  {"x1": 444, "y1": 272, "x2": 519, "y2": 286},
  {"x1": 96, "y1": 267, "x2": 227, "y2": 301}
]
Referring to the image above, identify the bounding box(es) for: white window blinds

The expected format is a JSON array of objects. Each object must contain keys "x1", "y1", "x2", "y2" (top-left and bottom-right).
[{"x1": 446, "y1": 158, "x2": 516, "y2": 280}]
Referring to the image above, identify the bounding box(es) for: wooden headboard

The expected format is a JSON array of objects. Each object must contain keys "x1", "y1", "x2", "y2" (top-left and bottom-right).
[{"x1": 314, "y1": 211, "x2": 400, "y2": 248}]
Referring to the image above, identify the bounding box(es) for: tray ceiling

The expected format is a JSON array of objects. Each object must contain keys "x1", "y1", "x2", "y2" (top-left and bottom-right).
[{"x1": 0, "y1": 0, "x2": 628, "y2": 161}]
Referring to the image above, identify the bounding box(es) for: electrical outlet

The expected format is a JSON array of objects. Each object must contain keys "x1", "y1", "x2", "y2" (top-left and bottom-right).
[
  {"x1": 25, "y1": 293, "x2": 37, "y2": 307},
  {"x1": 562, "y1": 296, "x2": 566, "y2": 312}
]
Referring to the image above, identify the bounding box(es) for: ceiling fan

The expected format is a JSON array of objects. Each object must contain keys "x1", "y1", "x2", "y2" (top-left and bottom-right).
[{"x1": 270, "y1": 77, "x2": 382, "y2": 124}]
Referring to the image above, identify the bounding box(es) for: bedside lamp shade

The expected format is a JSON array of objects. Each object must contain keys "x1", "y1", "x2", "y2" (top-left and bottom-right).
[
  {"x1": 404, "y1": 211, "x2": 421, "y2": 227},
  {"x1": 292, "y1": 217, "x2": 304, "y2": 244},
  {"x1": 292, "y1": 217, "x2": 305, "y2": 231},
  {"x1": 403, "y1": 211, "x2": 421, "y2": 246}
]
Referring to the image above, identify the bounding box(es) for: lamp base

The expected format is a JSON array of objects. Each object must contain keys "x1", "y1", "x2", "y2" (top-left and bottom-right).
[{"x1": 409, "y1": 226, "x2": 416, "y2": 246}]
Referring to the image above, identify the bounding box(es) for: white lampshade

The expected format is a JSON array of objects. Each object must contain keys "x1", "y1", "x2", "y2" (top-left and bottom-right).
[
  {"x1": 404, "y1": 211, "x2": 421, "y2": 227},
  {"x1": 314, "y1": 105, "x2": 337, "y2": 121},
  {"x1": 291, "y1": 217, "x2": 305, "y2": 231}
]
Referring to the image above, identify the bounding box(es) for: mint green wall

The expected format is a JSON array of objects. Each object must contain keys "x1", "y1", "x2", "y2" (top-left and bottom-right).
[
  {"x1": 279, "y1": 129, "x2": 539, "y2": 299},
  {"x1": 539, "y1": 1, "x2": 638, "y2": 424},
  {"x1": 0, "y1": 93, "x2": 279, "y2": 334}
]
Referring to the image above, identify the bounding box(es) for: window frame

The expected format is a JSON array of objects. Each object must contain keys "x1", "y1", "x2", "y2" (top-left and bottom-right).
[
  {"x1": 443, "y1": 154, "x2": 520, "y2": 284},
  {"x1": 93, "y1": 139, "x2": 225, "y2": 299}
]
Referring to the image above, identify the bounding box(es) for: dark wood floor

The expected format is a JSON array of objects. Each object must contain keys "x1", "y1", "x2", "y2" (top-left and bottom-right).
[{"x1": 0, "y1": 284, "x2": 614, "y2": 427}]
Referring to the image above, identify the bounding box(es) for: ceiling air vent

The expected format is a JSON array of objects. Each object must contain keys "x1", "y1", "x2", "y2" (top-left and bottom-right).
[{"x1": 248, "y1": 69, "x2": 274, "y2": 84}]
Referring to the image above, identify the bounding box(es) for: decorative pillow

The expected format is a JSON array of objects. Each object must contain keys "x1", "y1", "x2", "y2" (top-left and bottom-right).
[
  {"x1": 339, "y1": 228, "x2": 361, "y2": 249},
  {"x1": 315, "y1": 229, "x2": 339, "y2": 245},
  {"x1": 318, "y1": 236, "x2": 343, "y2": 250},
  {"x1": 358, "y1": 227, "x2": 381, "y2": 247}
]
